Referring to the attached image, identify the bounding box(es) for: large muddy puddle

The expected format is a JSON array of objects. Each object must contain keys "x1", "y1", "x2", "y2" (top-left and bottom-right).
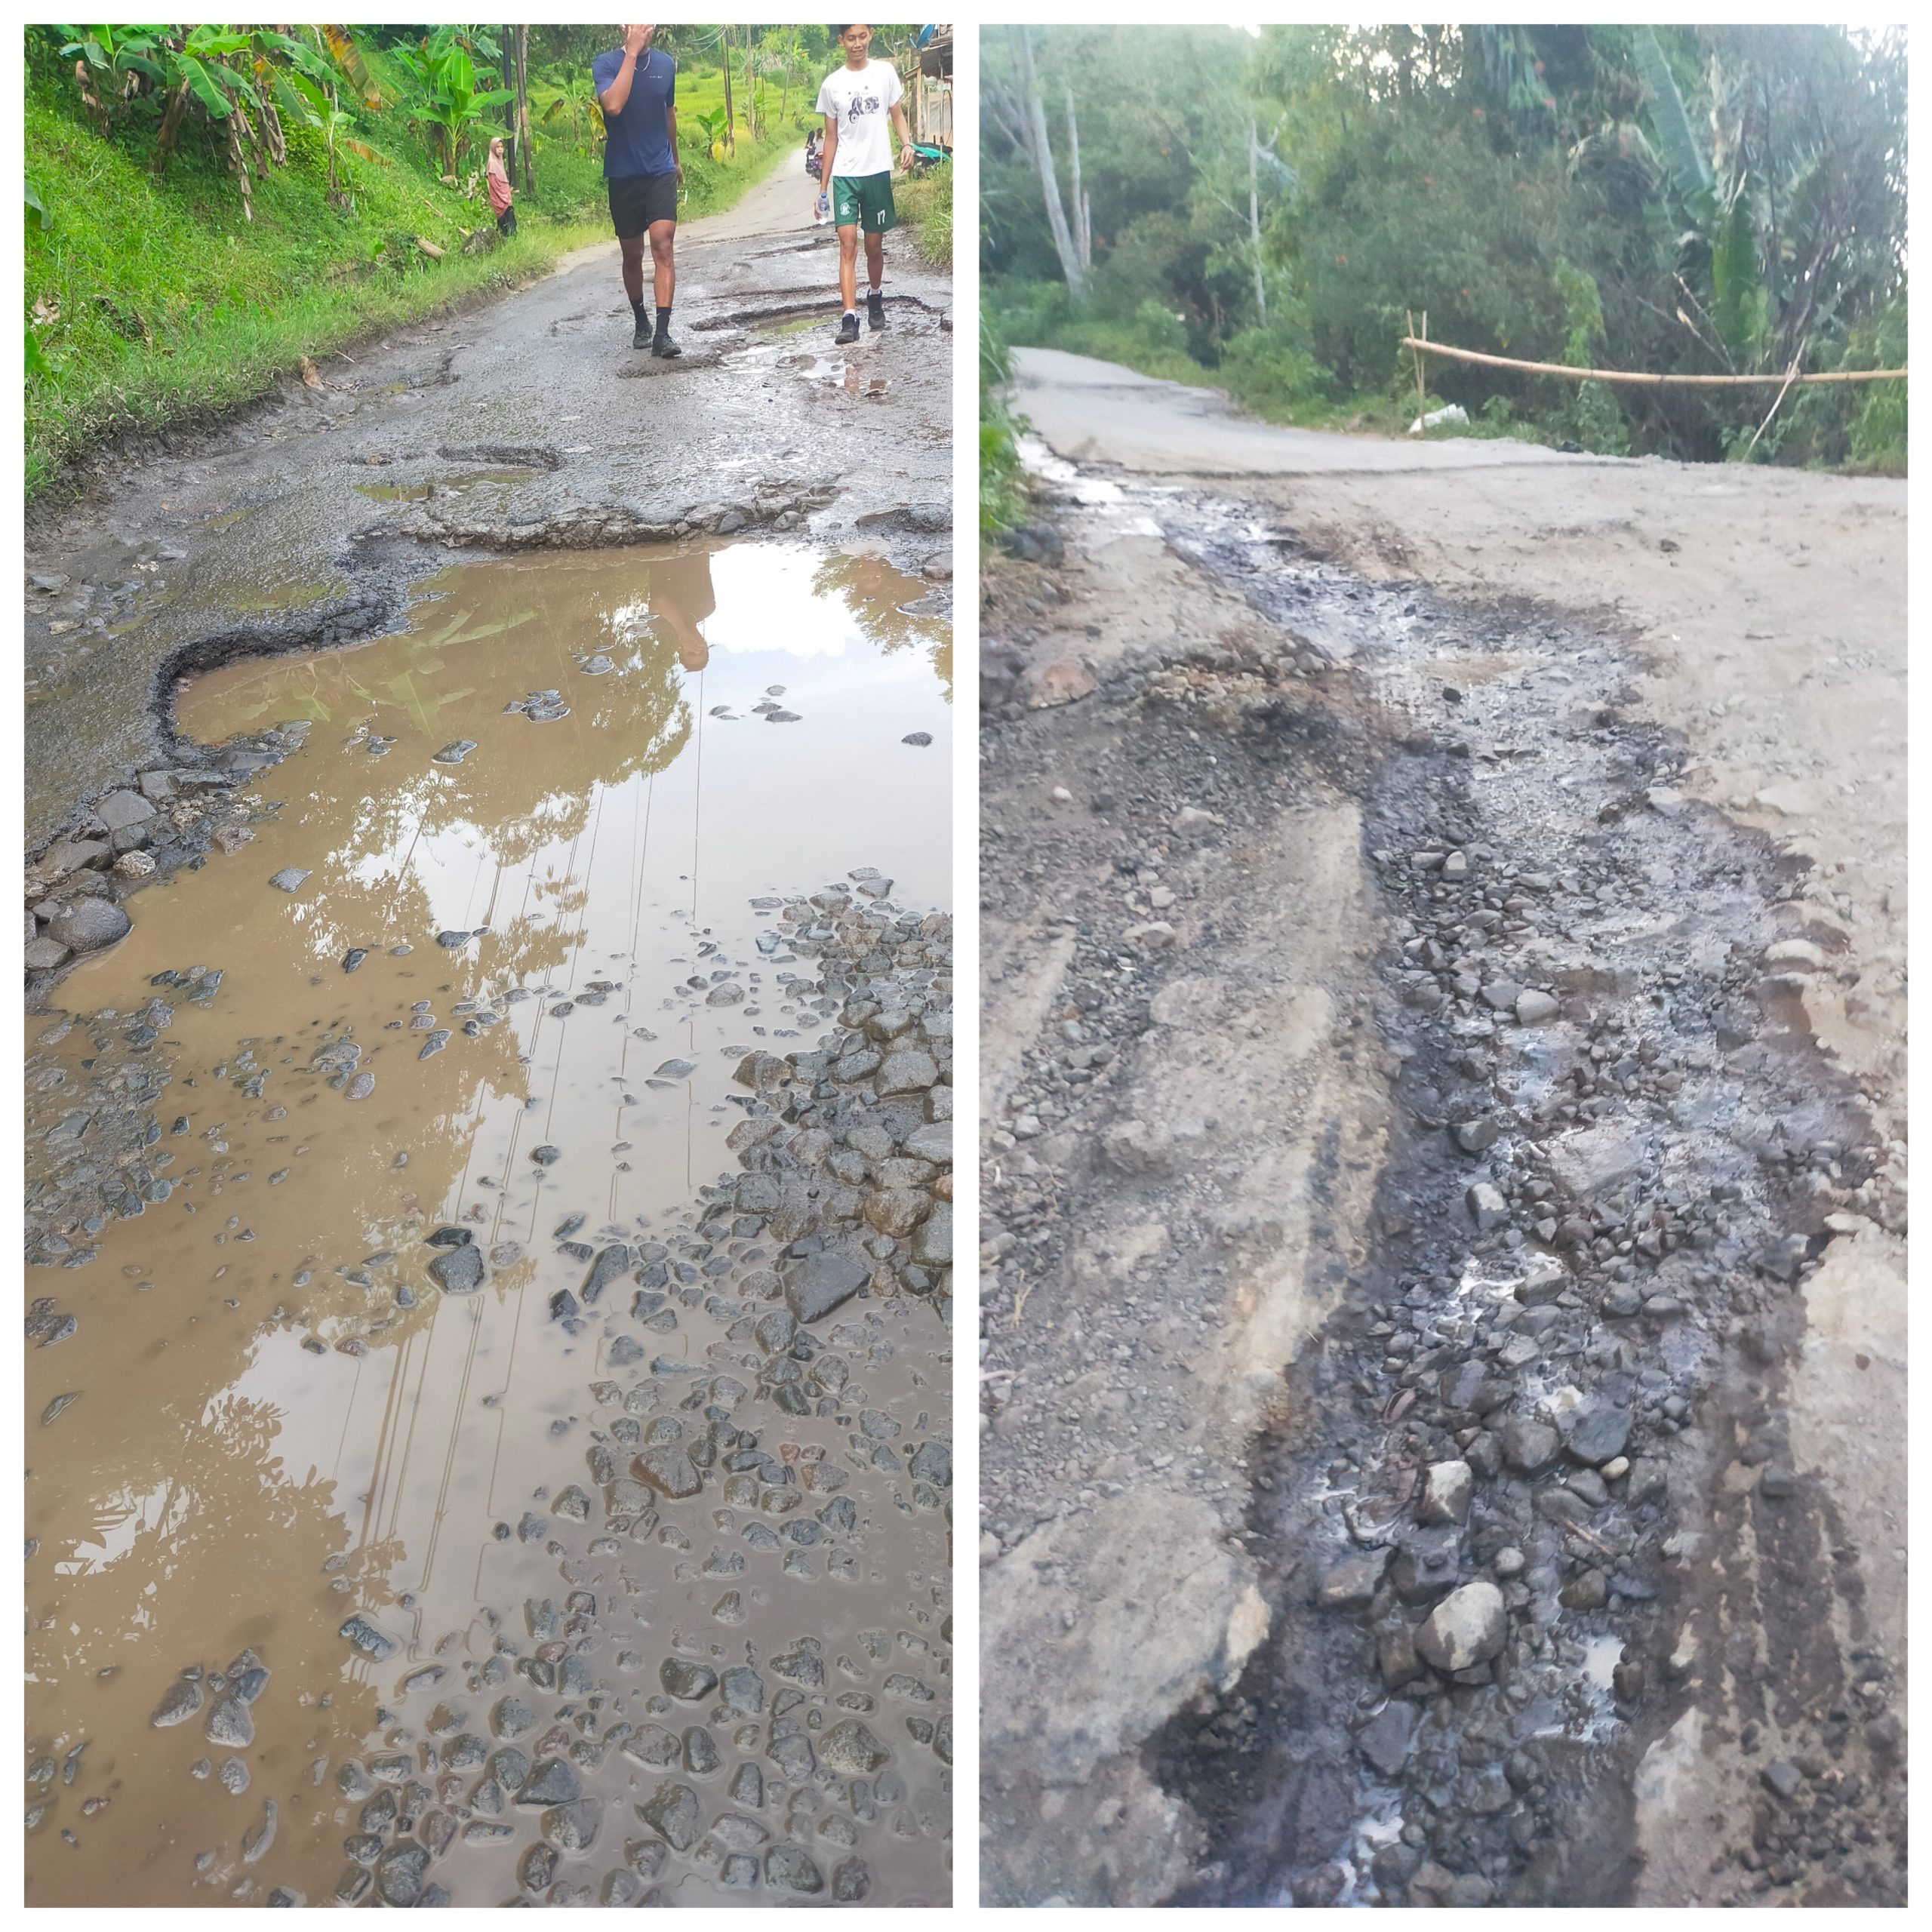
[{"x1": 24, "y1": 540, "x2": 952, "y2": 1906}]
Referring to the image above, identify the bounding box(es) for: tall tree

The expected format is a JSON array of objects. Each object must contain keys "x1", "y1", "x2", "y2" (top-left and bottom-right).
[
  {"x1": 986, "y1": 26, "x2": 1085, "y2": 298},
  {"x1": 514, "y1": 25, "x2": 532, "y2": 191}
]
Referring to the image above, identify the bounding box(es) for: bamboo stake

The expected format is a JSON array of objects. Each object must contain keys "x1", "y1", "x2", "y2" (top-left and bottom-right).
[
  {"x1": 1743, "y1": 346, "x2": 1807, "y2": 457},
  {"x1": 1401, "y1": 337, "x2": 1905, "y2": 387}
]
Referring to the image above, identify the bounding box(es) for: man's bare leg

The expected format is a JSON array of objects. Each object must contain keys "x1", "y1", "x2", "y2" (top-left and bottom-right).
[
  {"x1": 648, "y1": 221, "x2": 676, "y2": 310},
  {"x1": 837, "y1": 225, "x2": 860, "y2": 314},
  {"x1": 620, "y1": 232, "x2": 650, "y2": 347},
  {"x1": 647, "y1": 219, "x2": 681, "y2": 355},
  {"x1": 863, "y1": 230, "x2": 886, "y2": 328}
]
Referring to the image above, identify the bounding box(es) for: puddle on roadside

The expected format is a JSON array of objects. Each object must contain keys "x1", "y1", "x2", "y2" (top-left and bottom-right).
[
  {"x1": 24, "y1": 540, "x2": 952, "y2": 1907},
  {"x1": 1017, "y1": 432, "x2": 1162, "y2": 535},
  {"x1": 355, "y1": 469, "x2": 538, "y2": 503}
]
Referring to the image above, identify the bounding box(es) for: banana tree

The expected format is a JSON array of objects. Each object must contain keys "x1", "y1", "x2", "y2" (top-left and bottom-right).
[
  {"x1": 316, "y1": 25, "x2": 383, "y2": 109},
  {"x1": 1633, "y1": 27, "x2": 1773, "y2": 369},
  {"x1": 535, "y1": 70, "x2": 603, "y2": 153},
  {"x1": 392, "y1": 27, "x2": 515, "y2": 174},
  {"x1": 694, "y1": 106, "x2": 729, "y2": 165},
  {"x1": 56, "y1": 25, "x2": 171, "y2": 136},
  {"x1": 282, "y1": 67, "x2": 389, "y2": 203}
]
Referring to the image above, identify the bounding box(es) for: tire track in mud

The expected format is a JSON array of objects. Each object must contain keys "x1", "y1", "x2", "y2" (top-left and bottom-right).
[{"x1": 979, "y1": 478, "x2": 1905, "y2": 1906}]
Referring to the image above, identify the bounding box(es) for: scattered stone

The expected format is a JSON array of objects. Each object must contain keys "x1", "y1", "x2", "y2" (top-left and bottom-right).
[
  {"x1": 1466, "y1": 1181, "x2": 1509, "y2": 1232},
  {"x1": 1357, "y1": 1700, "x2": 1419, "y2": 1777},
  {"x1": 205, "y1": 1696, "x2": 253, "y2": 1748},
  {"x1": 1318, "y1": 1548, "x2": 1390, "y2": 1611},
  {"x1": 1419, "y1": 1458, "x2": 1473, "y2": 1526},
  {"x1": 150, "y1": 1675, "x2": 203, "y2": 1727},
  {"x1": 638, "y1": 1781, "x2": 702, "y2": 1851},
  {"x1": 1414, "y1": 1580, "x2": 1508, "y2": 1672},
  {"x1": 337, "y1": 1614, "x2": 398, "y2": 1662},
  {"x1": 660, "y1": 1658, "x2": 717, "y2": 1702},
  {"x1": 785, "y1": 1250, "x2": 869, "y2": 1324},
  {"x1": 47, "y1": 899, "x2": 131, "y2": 955},
  {"x1": 1563, "y1": 1401, "x2": 1630, "y2": 1467},
  {"x1": 1503, "y1": 1414, "x2": 1561, "y2": 1476},
  {"x1": 428, "y1": 1244, "x2": 485, "y2": 1294},
  {"x1": 517, "y1": 1757, "x2": 580, "y2": 1807}
]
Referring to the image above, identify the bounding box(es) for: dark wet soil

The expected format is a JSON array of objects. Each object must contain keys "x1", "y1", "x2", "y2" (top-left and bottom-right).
[{"x1": 978, "y1": 481, "x2": 1905, "y2": 1905}]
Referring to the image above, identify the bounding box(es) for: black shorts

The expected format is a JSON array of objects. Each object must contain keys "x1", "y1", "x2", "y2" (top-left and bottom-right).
[{"x1": 608, "y1": 173, "x2": 678, "y2": 238}]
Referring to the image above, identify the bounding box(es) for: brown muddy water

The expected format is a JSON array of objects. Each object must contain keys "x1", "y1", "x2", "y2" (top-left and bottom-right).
[{"x1": 23, "y1": 540, "x2": 952, "y2": 1906}]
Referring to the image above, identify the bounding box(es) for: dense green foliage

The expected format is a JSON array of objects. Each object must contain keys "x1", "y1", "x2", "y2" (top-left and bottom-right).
[
  {"x1": 983, "y1": 24, "x2": 1906, "y2": 469},
  {"x1": 979, "y1": 298, "x2": 1026, "y2": 540},
  {"x1": 23, "y1": 24, "x2": 903, "y2": 495}
]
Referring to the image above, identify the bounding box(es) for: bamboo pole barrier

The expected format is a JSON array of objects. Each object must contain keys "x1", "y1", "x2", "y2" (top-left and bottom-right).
[
  {"x1": 1400, "y1": 337, "x2": 1906, "y2": 387},
  {"x1": 1743, "y1": 346, "x2": 1807, "y2": 457}
]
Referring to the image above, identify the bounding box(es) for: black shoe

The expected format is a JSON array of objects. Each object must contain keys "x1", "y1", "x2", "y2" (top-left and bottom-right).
[
  {"x1": 866, "y1": 289, "x2": 886, "y2": 331},
  {"x1": 652, "y1": 331, "x2": 683, "y2": 359},
  {"x1": 835, "y1": 311, "x2": 860, "y2": 346},
  {"x1": 631, "y1": 314, "x2": 652, "y2": 350}
]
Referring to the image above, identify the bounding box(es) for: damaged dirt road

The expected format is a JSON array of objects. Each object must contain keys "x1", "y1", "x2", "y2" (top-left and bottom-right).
[
  {"x1": 25, "y1": 160, "x2": 953, "y2": 1907},
  {"x1": 979, "y1": 348, "x2": 1904, "y2": 1906},
  {"x1": 23, "y1": 157, "x2": 950, "y2": 851}
]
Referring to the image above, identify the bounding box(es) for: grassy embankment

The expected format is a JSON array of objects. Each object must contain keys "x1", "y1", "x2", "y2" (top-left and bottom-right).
[
  {"x1": 896, "y1": 159, "x2": 952, "y2": 269},
  {"x1": 23, "y1": 47, "x2": 802, "y2": 499}
]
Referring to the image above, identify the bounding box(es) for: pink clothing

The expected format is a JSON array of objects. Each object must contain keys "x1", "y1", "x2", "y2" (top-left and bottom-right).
[{"x1": 486, "y1": 158, "x2": 512, "y2": 217}]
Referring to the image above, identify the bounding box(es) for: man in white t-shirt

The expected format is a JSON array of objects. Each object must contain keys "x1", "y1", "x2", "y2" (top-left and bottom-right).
[{"x1": 815, "y1": 24, "x2": 916, "y2": 343}]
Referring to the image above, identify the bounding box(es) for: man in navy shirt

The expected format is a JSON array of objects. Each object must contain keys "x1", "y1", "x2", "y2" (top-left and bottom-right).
[{"x1": 594, "y1": 25, "x2": 683, "y2": 356}]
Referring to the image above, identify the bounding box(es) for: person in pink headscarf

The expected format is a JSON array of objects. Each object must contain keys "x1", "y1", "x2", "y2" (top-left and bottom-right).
[{"x1": 486, "y1": 137, "x2": 515, "y2": 238}]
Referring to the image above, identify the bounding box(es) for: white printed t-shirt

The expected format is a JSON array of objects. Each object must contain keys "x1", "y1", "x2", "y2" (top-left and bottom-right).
[{"x1": 815, "y1": 60, "x2": 903, "y2": 178}]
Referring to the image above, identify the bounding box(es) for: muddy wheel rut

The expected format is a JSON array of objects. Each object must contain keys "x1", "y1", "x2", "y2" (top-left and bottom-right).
[{"x1": 980, "y1": 475, "x2": 1905, "y2": 1906}]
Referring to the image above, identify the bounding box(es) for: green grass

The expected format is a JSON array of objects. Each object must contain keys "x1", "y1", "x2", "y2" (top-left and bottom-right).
[
  {"x1": 23, "y1": 51, "x2": 812, "y2": 500},
  {"x1": 979, "y1": 297, "x2": 1029, "y2": 543},
  {"x1": 897, "y1": 162, "x2": 952, "y2": 269}
]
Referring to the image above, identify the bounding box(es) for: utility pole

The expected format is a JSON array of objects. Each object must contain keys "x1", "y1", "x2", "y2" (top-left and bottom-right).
[
  {"x1": 515, "y1": 26, "x2": 534, "y2": 192},
  {"x1": 721, "y1": 26, "x2": 736, "y2": 152}
]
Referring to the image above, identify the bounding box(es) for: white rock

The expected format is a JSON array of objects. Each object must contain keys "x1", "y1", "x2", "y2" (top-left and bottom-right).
[
  {"x1": 1419, "y1": 1459, "x2": 1473, "y2": 1526},
  {"x1": 1414, "y1": 1580, "x2": 1507, "y2": 1672}
]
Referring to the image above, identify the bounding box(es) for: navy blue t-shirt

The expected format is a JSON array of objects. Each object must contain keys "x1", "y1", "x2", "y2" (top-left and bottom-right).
[{"x1": 593, "y1": 45, "x2": 676, "y2": 179}]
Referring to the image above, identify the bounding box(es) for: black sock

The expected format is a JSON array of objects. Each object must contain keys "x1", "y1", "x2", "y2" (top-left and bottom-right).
[
  {"x1": 631, "y1": 298, "x2": 650, "y2": 328},
  {"x1": 654, "y1": 303, "x2": 672, "y2": 336}
]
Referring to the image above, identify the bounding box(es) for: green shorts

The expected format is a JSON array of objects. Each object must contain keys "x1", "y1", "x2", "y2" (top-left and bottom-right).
[{"x1": 832, "y1": 170, "x2": 896, "y2": 233}]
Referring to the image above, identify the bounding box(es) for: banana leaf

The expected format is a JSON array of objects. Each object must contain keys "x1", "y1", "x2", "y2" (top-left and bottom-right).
[
  {"x1": 1633, "y1": 28, "x2": 1712, "y2": 222},
  {"x1": 1710, "y1": 181, "x2": 1770, "y2": 363},
  {"x1": 177, "y1": 54, "x2": 234, "y2": 118}
]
